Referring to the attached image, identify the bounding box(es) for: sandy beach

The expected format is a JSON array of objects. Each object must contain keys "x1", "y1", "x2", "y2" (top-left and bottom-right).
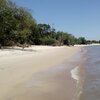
[{"x1": 0, "y1": 46, "x2": 82, "y2": 100}]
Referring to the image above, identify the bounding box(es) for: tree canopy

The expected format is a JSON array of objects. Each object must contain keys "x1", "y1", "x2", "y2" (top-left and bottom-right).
[{"x1": 0, "y1": 0, "x2": 91, "y2": 48}]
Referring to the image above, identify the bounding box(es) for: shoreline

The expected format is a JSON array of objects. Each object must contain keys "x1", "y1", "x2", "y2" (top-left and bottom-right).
[
  {"x1": 0, "y1": 45, "x2": 82, "y2": 100},
  {"x1": 71, "y1": 46, "x2": 88, "y2": 100}
]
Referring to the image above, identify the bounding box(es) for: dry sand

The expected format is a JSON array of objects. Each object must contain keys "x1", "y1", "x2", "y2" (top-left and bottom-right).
[{"x1": 0, "y1": 46, "x2": 81, "y2": 100}]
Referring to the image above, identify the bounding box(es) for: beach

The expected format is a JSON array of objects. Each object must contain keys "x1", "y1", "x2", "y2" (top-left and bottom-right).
[{"x1": 0, "y1": 46, "x2": 82, "y2": 100}]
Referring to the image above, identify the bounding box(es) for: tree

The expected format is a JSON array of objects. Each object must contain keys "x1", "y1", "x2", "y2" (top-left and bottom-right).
[
  {"x1": 78, "y1": 37, "x2": 87, "y2": 44},
  {"x1": 0, "y1": 0, "x2": 89, "y2": 47},
  {"x1": 0, "y1": 0, "x2": 36, "y2": 47}
]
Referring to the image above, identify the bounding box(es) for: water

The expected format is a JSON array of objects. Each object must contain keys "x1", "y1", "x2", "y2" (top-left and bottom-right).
[
  {"x1": 79, "y1": 45, "x2": 100, "y2": 100},
  {"x1": 70, "y1": 47, "x2": 87, "y2": 100},
  {"x1": 71, "y1": 66, "x2": 80, "y2": 84}
]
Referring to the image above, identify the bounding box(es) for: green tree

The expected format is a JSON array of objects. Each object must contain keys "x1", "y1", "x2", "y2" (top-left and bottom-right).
[
  {"x1": 78, "y1": 37, "x2": 87, "y2": 44},
  {"x1": 0, "y1": 0, "x2": 36, "y2": 47}
]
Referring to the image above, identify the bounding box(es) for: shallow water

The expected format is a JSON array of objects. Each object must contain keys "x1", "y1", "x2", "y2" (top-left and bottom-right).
[{"x1": 80, "y1": 46, "x2": 100, "y2": 100}]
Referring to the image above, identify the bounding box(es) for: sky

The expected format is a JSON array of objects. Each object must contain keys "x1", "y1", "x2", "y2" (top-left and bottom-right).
[{"x1": 13, "y1": 0, "x2": 100, "y2": 40}]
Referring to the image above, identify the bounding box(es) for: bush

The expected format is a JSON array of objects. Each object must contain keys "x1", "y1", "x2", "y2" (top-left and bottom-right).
[{"x1": 44, "y1": 38, "x2": 57, "y2": 45}]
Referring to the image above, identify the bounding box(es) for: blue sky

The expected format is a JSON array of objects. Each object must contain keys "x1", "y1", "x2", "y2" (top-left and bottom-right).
[{"x1": 13, "y1": 0, "x2": 100, "y2": 40}]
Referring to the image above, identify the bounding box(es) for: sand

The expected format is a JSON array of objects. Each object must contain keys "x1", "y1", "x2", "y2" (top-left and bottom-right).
[{"x1": 0, "y1": 45, "x2": 81, "y2": 100}]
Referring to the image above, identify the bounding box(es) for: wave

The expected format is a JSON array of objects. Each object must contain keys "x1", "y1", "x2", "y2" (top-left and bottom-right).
[
  {"x1": 71, "y1": 66, "x2": 83, "y2": 100},
  {"x1": 71, "y1": 66, "x2": 80, "y2": 84}
]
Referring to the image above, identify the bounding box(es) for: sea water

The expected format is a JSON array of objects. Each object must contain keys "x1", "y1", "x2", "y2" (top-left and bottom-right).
[{"x1": 74, "y1": 46, "x2": 100, "y2": 100}]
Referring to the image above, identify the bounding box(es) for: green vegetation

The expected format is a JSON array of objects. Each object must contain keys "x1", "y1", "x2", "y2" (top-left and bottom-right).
[{"x1": 0, "y1": 0, "x2": 96, "y2": 48}]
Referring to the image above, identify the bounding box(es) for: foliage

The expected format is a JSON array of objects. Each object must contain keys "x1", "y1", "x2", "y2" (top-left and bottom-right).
[
  {"x1": 0, "y1": 0, "x2": 36, "y2": 47},
  {"x1": 0, "y1": 0, "x2": 90, "y2": 48},
  {"x1": 77, "y1": 37, "x2": 87, "y2": 44}
]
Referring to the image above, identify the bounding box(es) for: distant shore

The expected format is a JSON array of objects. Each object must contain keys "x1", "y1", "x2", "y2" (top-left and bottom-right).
[{"x1": 0, "y1": 45, "x2": 82, "y2": 100}]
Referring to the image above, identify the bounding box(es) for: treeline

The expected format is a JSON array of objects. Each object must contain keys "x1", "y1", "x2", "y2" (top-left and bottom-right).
[
  {"x1": 0, "y1": 0, "x2": 88, "y2": 48},
  {"x1": 87, "y1": 40, "x2": 100, "y2": 44}
]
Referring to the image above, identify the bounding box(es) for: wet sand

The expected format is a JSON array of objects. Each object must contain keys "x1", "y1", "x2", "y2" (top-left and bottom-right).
[
  {"x1": 0, "y1": 46, "x2": 81, "y2": 100},
  {"x1": 5, "y1": 64, "x2": 77, "y2": 100}
]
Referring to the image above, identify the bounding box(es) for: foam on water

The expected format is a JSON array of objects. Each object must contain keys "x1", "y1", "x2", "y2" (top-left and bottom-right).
[
  {"x1": 71, "y1": 66, "x2": 80, "y2": 84},
  {"x1": 71, "y1": 66, "x2": 83, "y2": 100}
]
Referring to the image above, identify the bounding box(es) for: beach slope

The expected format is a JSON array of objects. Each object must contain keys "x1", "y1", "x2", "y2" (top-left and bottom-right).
[{"x1": 0, "y1": 46, "x2": 81, "y2": 100}]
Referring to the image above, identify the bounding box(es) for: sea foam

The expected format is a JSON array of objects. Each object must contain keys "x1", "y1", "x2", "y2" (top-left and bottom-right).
[
  {"x1": 71, "y1": 66, "x2": 80, "y2": 84},
  {"x1": 71, "y1": 66, "x2": 83, "y2": 100}
]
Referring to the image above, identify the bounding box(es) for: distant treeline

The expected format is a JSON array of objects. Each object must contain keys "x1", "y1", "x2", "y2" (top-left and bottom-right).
[{"x1": 0, "y1": 0, "x2": 98, "y2": 48}]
